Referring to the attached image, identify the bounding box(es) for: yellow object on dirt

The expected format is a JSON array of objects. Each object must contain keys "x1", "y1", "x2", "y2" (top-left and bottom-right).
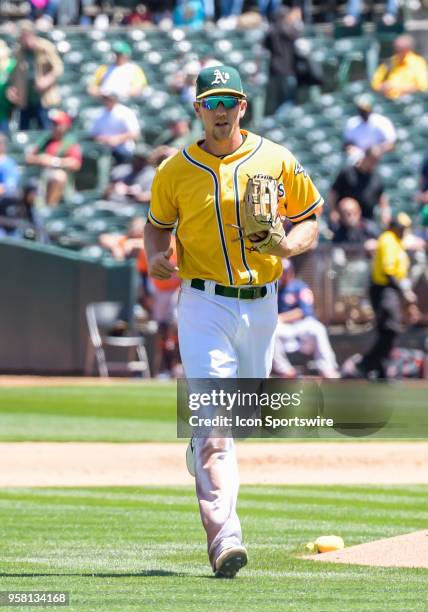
[{"x1": 305, "y1": 535, "x2": 345, "y2": 553}]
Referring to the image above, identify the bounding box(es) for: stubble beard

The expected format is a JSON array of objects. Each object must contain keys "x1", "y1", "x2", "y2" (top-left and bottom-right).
[{"x1": 212, "y1": 123, "x2": 235, "y2": 142}]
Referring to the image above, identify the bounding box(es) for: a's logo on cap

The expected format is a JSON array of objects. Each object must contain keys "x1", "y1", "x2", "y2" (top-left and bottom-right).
[{"x1": 211, "y1": 69, "x2": 230, "y2": 85}]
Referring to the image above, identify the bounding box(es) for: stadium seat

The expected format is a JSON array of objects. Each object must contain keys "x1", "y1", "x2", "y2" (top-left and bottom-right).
[{"x1": 85, "y1": 301, "x2": 150, "y2": 377}]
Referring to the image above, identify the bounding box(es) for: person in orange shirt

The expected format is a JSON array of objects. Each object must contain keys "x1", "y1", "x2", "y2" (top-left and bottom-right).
[
  {"x1": 371, "y1": 35, "x2": 428, "y2": 99},
  {"x1": 100, "y1": 218, "x2": 181, "y2": 377}
]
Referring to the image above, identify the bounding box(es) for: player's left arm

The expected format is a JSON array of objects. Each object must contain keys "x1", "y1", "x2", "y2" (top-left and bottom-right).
[
  {"x1": 268, "y1": 214, "x2": 318, "y2": 258},
  {"x1": 269, "y1": 156, "x2": 322, "y2": 257}
]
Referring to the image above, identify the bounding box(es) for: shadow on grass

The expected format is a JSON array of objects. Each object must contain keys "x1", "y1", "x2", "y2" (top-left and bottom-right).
[{"x1": 0, "y1": 570, "x2": 185, "y2": 578}]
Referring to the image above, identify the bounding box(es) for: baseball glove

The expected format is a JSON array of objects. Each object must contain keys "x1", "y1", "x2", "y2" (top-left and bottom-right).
[{"x1": 231, "y1": 174, "x2": 285, "y2": 253}]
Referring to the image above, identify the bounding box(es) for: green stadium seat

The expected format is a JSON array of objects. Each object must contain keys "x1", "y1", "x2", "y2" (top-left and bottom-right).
[{"x1": 334, "y1": 21, "x2": 363, "y2": 39}]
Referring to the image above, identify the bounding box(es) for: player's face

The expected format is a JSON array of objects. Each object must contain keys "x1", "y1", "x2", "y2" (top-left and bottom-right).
[{"x1": 194, "y1": 96, "x2": 247, "y2": 142}]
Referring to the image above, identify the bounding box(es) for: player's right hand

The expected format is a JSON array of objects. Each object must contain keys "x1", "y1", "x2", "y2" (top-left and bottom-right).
[{"x1": 148, "y1": 247, "x2": 179, "y2": 280}]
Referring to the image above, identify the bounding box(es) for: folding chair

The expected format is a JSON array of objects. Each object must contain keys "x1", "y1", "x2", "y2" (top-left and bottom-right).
[{"x1": 85, "y1": 301, "x2": 150, "y2": 377}]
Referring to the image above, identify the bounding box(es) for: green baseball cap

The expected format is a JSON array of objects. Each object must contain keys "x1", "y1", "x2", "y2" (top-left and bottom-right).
[
  {"x1": 196, "y1": 65, "x2": 246, "y2": 100},
  {"x1": 112, "y1": 40, "x2": 132, "y2": 56}
]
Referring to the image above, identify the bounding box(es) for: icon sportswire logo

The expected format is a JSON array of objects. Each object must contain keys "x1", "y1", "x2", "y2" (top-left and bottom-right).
[{"x1": 211, "y1": 69, "x2": 230, "y2": 85}]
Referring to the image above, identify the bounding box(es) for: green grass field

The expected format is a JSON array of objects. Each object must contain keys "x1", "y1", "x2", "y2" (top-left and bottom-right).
[
  {"x1": 0, "y1": 383, "x2": 176, "y2": 442},
  {"x1": 0, "y1": 485, "x2": 427, "y2": 611}
]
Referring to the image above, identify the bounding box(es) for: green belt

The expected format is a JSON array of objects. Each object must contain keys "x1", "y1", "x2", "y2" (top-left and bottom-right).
[{"x1": 190, "y1": 278, "x2": 274, "y2": 300}]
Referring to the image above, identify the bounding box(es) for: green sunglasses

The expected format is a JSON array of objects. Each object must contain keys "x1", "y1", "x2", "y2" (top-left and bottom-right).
[{"x1": 200, "y1": 96, "x2": 241, "y2": 110}]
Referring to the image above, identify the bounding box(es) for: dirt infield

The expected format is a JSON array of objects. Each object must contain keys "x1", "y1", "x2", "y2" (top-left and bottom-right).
[
  {"x1": 1, "y1": 442, "x2": 428, "y2": 487},
  {"x1": 306, "y1": 530, "x2": 428, "y2": 569}
]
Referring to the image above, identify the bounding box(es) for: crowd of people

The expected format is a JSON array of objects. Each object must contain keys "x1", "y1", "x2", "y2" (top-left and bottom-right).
[
  {"x1": 0, "y1": 11, "x2": 427, "y2": 378},
  {"x1": 0, "y1": 0, "x2": 408, "y2": 29}
]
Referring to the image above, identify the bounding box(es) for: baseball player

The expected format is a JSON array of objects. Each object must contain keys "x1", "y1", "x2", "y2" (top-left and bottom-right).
[{"x1": 144, "y1": 65, "x2": 323, "y2": 577}]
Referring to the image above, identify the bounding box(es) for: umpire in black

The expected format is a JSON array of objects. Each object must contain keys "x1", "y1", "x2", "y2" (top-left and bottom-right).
[{"x1": 360, "y1": 212, "x2": 418, "y2": 378}]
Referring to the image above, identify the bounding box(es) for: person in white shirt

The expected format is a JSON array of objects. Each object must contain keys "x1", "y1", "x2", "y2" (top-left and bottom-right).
[
  {"x1": 87, "y1": 40, "x2": 147, "y2": 101},
  {"x1": 343, "y1": 94, "x2": 396, "y2": 162},
  {"x1": 91, "y1": 88, "x2": 141, "y2": 164}
]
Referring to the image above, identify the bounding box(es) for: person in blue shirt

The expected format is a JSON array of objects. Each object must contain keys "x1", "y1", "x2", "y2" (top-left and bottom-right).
[
  {"x1": 272, "y1": 259, "x2": 340, "y2": 378},
  {"x1": 0, "y1": 134, "x2": 20, "y2": 200},
  {"x1": 173, "y1": 0, "x2": 205, "y2": 28},
  {"x1": 0, "y1": 134, "x2": 21, "y2": 236}
]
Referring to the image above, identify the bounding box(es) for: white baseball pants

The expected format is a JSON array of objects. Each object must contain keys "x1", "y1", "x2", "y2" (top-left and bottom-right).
[{"x1": 178, "y1": 280, "x2": 278, "y2": 568}]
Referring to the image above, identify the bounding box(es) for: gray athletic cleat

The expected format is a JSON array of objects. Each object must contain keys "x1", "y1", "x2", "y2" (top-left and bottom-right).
[
  {"x1": 186, "y1": 437, "x2": 195, "y2": 477},
  {"x1": 214, "y1": 546, "x2": 248, "y2": 578}
]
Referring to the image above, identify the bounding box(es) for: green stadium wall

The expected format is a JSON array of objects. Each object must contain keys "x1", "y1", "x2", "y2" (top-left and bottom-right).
[{"x1": 0, "y1": 239, "x2": 136, "y2": 374}]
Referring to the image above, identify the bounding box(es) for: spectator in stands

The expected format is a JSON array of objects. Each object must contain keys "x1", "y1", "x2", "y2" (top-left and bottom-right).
[
  {"x1": 29, "y1": 0, "x2": 60, "y2": 27},
  {"x1": 0, "y1": 134, "x2": 21, "y2": 236},
  {"x1": 173, "y1": 0, "x2": 205, "y2": 28},
  {"x1": 344, "y1": 94, "x2": 396, "y2": 162},
  {"x1": 99, "y1": 215, "x2": 150, "y2": 309},
  {"x1": 152, "y1": 117, "x2": 192, "y2": 148},
  {"x1": 0, "y1": 41, "x2": 16, "y2": 135},
  {"x1": 7, "y1": 22, "x2": 63, "y2": 130},
  {"x1": 90, "y1": 89, "x2": 140, "y2": 164},
  {"x1": 331, "y1": 197, "x2": 379, "y2": 248},
  {"x1": 329, "y1": 146, "x2": 391, "y2": 226},
  {"x1": 87, "y1": 41, "x2": 147, "y2": 102},
  {"x1": 26, "y1": 110, "x2": 82, "y2": 206},
  {"x1": 357, "y1": 213, "x2": 420, "y2": 379},
  {"x1": 264, "y1": 6, "x2": 303, "y2": 114},
  {"x1": 344, "y1": 0, "x2": 399, "y2": 27},
  {"x1": 371, "y1": 35, "x2": 428, "y2": 100},
  {"x1": 0, "y1": 134, "x2": 20, "y2": 207},
  {"x1": 171, "y1": 61, "x2": 200, "y2": 105},
  {"x1": 55, "y1": 0, "x2": 82, "y2": 26},
  {"x1": 121, "y1": 3, "x2": 153, "y2": 26},
  {"x1": 272, "y1": 260, "x2": 340, "y2": 378},
  {"x1": 106, "y1": 144, "x2": 155, "y2": 205},
  {"x1": 107, "y1": 144, "x2": 176, "y2": 205},
  {"x1": 99, "y1": 216, "x2": 146, "y2": 263}
]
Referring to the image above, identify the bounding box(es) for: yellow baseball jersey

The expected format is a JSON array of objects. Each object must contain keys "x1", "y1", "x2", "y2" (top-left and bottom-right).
[
  {"x1": 148, "y1": 130, "x2": 323, "y2": 286},
  {"x1": 371, "y1": 230, "x2": 410, "y2": 286}
]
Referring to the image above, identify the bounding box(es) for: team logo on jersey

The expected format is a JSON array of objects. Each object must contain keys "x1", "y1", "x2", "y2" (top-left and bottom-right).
[
  {"x1": 294, "y1": 161, "x2": 307, "y2": 177},
  {"x1": 211, "y1": 69, "x2": 230, "y2": 85},
  {"x1": 278, "y1": 183, "x2": 285, "y2": 198}
]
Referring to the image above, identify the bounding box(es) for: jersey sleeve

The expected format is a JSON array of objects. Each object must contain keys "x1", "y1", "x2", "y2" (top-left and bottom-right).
[
  {"x1": 280, "y1": 155, "x2": 324, "y2": 223},
  {"x1": 148, "y1": 163, "x2": 178, "y2": 229}
]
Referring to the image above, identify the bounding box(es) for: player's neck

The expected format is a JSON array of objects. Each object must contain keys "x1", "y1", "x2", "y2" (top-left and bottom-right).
[{"x1": 201, "y1": 130, "x2": 244, "y2": 157}]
